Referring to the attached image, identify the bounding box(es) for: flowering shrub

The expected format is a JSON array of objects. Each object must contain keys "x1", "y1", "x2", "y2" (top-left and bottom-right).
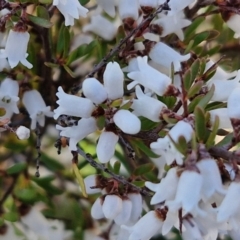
[{"x1": 1, "y1": 0, "x2": 240, "y2": 239}]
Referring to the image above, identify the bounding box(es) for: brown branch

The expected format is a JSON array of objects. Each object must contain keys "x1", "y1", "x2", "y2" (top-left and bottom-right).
[{"x1": 76, "y1": 147, "x2": 152, "y2": 196}]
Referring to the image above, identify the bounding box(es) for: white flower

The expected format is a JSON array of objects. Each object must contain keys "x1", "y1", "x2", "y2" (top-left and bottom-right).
[
  {"x1": 217, "y1": 181, "x2": 240, "y2": 229},
  {"x1": 168, "y1": 0, "x2": 196, "y2": 15},
  {"x1": 208, "y1": 70, "x2": 240, "y2": 102},
  {"x1": 205, "y1": 60, "x2": 237, "y2": 81},
  {"x1": 84, "y1": 175, "x2": 102, "y2": 194},
  {"x1": 91, "y1": 197, "x2": 105, "y2": 219},
  {"x1": 122, "y1": 210, "x2": 163, "y2": 240},
  {"x1": 113, "y1": 109, "x2": 141, "y2": 134},
  {"x1": 226, "y1": 14, "x2": 240, "y2": 38},
  {"x1": 103, "y1": 62, "x2": 124, "y2": 100},
  {"x1": 102, "y1": 195, "x2": 123, "y2": 219},
  {"x1": 56, "y1": 117, "x2": 97, "y2": 151},
  {"x1": 16, "y1": 126, "x2": 30, "y2": 140},
  {"x1": 209, "y1": 108, "x2": 232, "y2": 129},
  {"x1": 54, "y1": 86, "x2": 95, "y2": 120},
  {"x1": 114, "y1": 198, "x2": 132, "y2": 225},
  {"x1": 96, "y1": 0, "x2": 116, "y2": 17},
  {"x1": 146, "y1": 167, "x2": 178, "y2": 204},
  {"x1": 151, "y1": 120, "x2": 193, "y2": 165},
  {"x1": 152, "y1": 12, "x2": 191, "y2": 41},
  {"x1": 82, "y1": 78, "x2": 107, "y2": 104},
  {"x1": 131, "y1": 86, "x2": 166, "y2": 122},
  {"x1": 0, "y1": 30, "x2": 32, "y2": 69},
  {"x1": 53, "y1": 0, "x2": 88, "y2": 26},
  {"x1": 118, "y1": 0, "x2": 139, "y2": 20},
  {"x1": 0, "y1": 78, "x2": 19, "y2": 118},
  {"x1": 197, "y1": 158, "x2": 226, "y2": 202},
  {"x1": 227, "y1": 87, "x2": 240, "y2": 119},
  {"x1": 96, "y1": 131, "x2": 119, "y2": 163},
  {"x1": 127, "y1": 56, "x2": 171, "y2": 95},
  {"x1": 22, "y1": 90, "x2": 53, "y2": 129},
  {"x1": 182, "y1": 218, "x2": 203, "y2": 240},
  {"x1": 83, "y1": 15, "x2": 117, "y2": 41},
  {"x1": 149, "y1": 42, "x2": 191, "y2": 71},
  {"x1": 166, "y1": 170, "x2": 205, "y2": 217},
  {"x1": 127, "y1": 192, "x2": 143, "y2": 222}
]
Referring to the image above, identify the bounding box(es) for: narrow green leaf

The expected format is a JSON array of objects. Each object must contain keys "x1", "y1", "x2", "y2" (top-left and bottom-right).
[
  {"x1": 185, "y1": 17, "x2": 205, "y2": 40},
  {"x1": 188, "y1": 95, "x2": 204, "y2": 113},
  {"x1": 192, "y1": 31, "x2": 210, "y2": 48},
  {"x1": 197, "y1": 85, "x2": 215, "y2": 109},
  {"x1": 215, "y1": 132, "x2": 233, "y2": 147},
  {"x1": 132, "y1": 181, "x2": 145, "y2": 187},
  {"x1": 183, "y1": 69, "x2": 192, "y2": 91},
  {"x1": 27, "y1": 14, "x2": 52, "y2": 28},
  {"x1": 44, "y1": 62, "x2": 59, "y2": 68},
  {"x1": 6, "y1": 163, "x2": 27, "y2": 175},
  {"x1": 39, "y1": 0, "x2": 52, "y2": 3},
  {"x1": 113, "y1": 161, "x2": 121, "y2": 175},
  {"x1": 134, "y1": 163, "x2": 155, "y2": 176},
  {"x1": 191, "y1": 59, "x2": 200, "y2": 81},
  {"x1": 36, "y1": 5, "x2": 49, "y2": 20},
  {"x1": 63, "y1": 64, "x2": 75, "y2": 78},
  {"x1": 194, "y1": 106, "x2": 207, "y2": 142},
  {"x1": 3, "y1": 212, "x2": 19, "y2": 222},
  {"x1": 206, "y1": 115, "x2": 220, "y2": 148},
  {"x1": 162, "y1": 114, "x2": 178, "y2": 124},
  {"x1": 73, "y1": 163, "x2": 88, "y2": 198},
  {"x1": 205, "y1": 102, "x2": 227, "y2": 111},
  {"x1": 168, "y1": 135, "x2": 187, "y2": 155},
  {"x1": 187, "y1": 81, "x2": 204, "y2": 98}
]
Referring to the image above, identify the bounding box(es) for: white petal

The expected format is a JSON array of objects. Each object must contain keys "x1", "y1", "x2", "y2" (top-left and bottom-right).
[
  {"x1": 113, "y1": 109, "x2": 141, "y2": 134},
  {"x1": 82, "y1": 78, "x2": 107, "y2": 104},
  {"x1": 119, "y1": 0, "x2": 139, "y2": 20},
  {"x1": 114, "y1": 198, "x2": 132, "y2": 225},
  {"x1": 102, "y1": 195, "x2": 122, "y2": 219},
  {"x1": 97, "y1": 131, "x2": 119, "y2": 163},
  {"x1": 91, "y1": 197, "x2": 104, "y2": 219},
  {"x1": 128, "y1": 193, "x2": 143, "y2": 222},
  {"x1": 84, "y1": 175, "x2": 101, "y2": 194}
]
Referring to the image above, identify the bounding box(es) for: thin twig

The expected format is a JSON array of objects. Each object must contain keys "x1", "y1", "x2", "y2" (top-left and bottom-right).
[{"x1": 76, "y1": 147, "x2": 152, "y2": 196}]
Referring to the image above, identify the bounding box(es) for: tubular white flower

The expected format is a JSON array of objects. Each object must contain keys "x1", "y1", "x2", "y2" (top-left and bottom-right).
[
  {"x1": 168, "y1": 0, "x2": 195, "y2": 15},
  {"x1": 23, "y1": 90, "x2": 53, "y2": 129},
  {"x1": 96, "y1": 0, "x2": 116, "y2": 17},
  {"x1": 208, "y1": 70, "x2": 240, "y2": 102},
  {"x1": 0, "y1": 78, "x2": 19, "y2": 118},
  {"x1": 205, "y1": 60, "x2": 237, "y2": 81},
  {"x1": 182, "y1": 219, "x2": 203, "y2": 240},
  {"x1": 96, "y1": 131, "x2": 119, "y2": 163},
  {"x1": 102, "y1": 195, "x2": 123, "y2": 219},
  {"x1": 197, "y1": 158, "x2": 226, "y2": 202},
  {"x1": 149, "y1": 42, "x2": 191, "y2": 71},
  {"x1": 113, "y1": 109, "x2": 141, "y2": 134},
  {"x1": 166, "y1": 170, "x2": 204, "y2": 217},
  {"x1": 146, "y1": 167, "x2": 178, "y2": 204},
  {"x1": 122, "y1": 210, "x2": 163, "y2": 240},
  {"x1": 53, "y1": 0, "x2": 88, "y2": 26},
  {"x1": 54, "y1": 87, "x2": 95, "y2": 120},
  {"x1": 56, "y1": 117, "x2": 97, "y2": 151},
  {"x1": 91, "y1": 197, "x2": 104, "y2": 219},
  {"x1": 82, "y1": 78, "x2": 107, "y2": 104},
  {"x1": 152, "y1": 12, "x2": 191, "y2": 41},
  {"x1": 84, "y1": 175, "x2": 101, "y2": 194},
  {"x1": 217, "y1": 181, "x2": 240, "y2": 225},
  {"x1": 114, "y1": 198, "x2": 132, "y2": 225},
  {"x1": 16, "y1": 126, "x2": 30, "y2": 140},
  {"x1": 118, "y1": 0, "x2": 139, "y2": 20},
  {"x1": 127, "y1": 56, "x2": 171, "y2": 95},
  {"x1": 226, "y1": 14, "x2": 240, "y2": 38},
  {"x1": 131, "y1": 86, "x2": 166, "y2": 122},
  {"x1": 83, "y1": 15, "x2": 117, "y2": 41},
  {"x1": 227, "y1": 87, "x2": 240, "y2": 119},
  {"x1": 127, "y1": 192, "x2": 143, "y2": 222},
  {"x1": 0, "y1": 30, "x2": 32, "y2": 69},
  {"x1": 103, "y1": 62, "x2": 124, "y2": 100},
  {"x1": 209, "y1": 108, "x2": 232, "y2": 129}
]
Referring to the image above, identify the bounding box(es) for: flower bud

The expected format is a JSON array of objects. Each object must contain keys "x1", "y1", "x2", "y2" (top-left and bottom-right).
[
  {"x1": 102, "y1": 195, "x2": 123, "y2": 219},
  {"x1": 16, "y1": 126, "x2": 30, "y2": 140}
]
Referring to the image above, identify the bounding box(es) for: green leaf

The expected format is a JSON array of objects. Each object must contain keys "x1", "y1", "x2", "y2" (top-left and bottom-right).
[
  {"x1": 41, "y1": 153, "x2": 65, "y2": 171},
  {"x1": 188, "y1": 95, "x2": 204, "y2": 113},
  {"x1": 197, "y1": 85, "x2": 214, "y2": 109},
  {"x1": 191, "y1": 59, "x2": 200, "y2": 81},
  {"x1": 0, "y1": 218, "x2": 4, "y2": 227},
  {"x1": 215, "y1": 132, "x2": 233, "y2": 147},
  {"x1": 194, "y1": 106, "x2": 207, "y2": 142},
  {"x1": 6, "y1": 163, "x2": 27, "y2": 175},
  {"x1": 206, "y1": 115, "x2": 219, "y2": 148},
  {"x1": 157, "y1": 96, "x2": 176, "y2": 109},
  {"x1": 162, "y1": 113, "x2": 178, "y2": 124},
  {"x1": 168, "y1": 135, "x2": 187, "y2": 155},
  {"x1": 187, "y1": 81, "x2": 204, "y2": 98},
  {"x1": 131, "y1": 139, "x2": 159, "y2": 158},
  {"x1": 140, "y1": 117, "x2": 158, "y2": 131},
  {"x1": 63, "y1": 64, "x2": 75, "y2": 77},
  {"x1": 79, "y1": 0, "x2": 90, "y2": 4},
  {"x1": 36, "y1": 5, "x2": 49, "y2": 20},
  {"x1": 183, "y1": 69, "x2": 192, "y2": 91},
  {"x1": 15, "y1": 188, "x2": 38, "y2": 203},
  {"x1": 39, "y1": 0, "x2": 52, "y2": 3},
  {"x1": 73, "y1": 163, "x2": 88, "y2": 198},
  {"x1": 44, "y1": 62, "x2": 59, "y2": 68},
  {"x1": 27, "y1": 14, "x2": 52, "y2": 28},
  {"x1": 185, "y1": 17, "x2": 205, "y2": 40},
  {"x1": 192, "y1": 31, "x2": 210, "y2": 48},
  {"x1": 206, "y1": 101, "x2": 227, "y2": 111},
  {"x1": 113, "y1": 161, "x2": 121, "y2": 174},
  {"x1": 3, "y1": 212, "x2": 19, "y2": 222},
  {"x1": 132, "y1": 181, "x2": 145, "y2": 187},
  {"x1": 134, "y1": 163, "x2": 155, "y2": 176},
  {"x1": 68, "y1": 40, "x2": 97, "y2": 64}
]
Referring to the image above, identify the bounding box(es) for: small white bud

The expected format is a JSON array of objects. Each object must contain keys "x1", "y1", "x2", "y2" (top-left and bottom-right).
[{"x1": 16, "y1": 126, "x2": 30, "y2": 140}]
